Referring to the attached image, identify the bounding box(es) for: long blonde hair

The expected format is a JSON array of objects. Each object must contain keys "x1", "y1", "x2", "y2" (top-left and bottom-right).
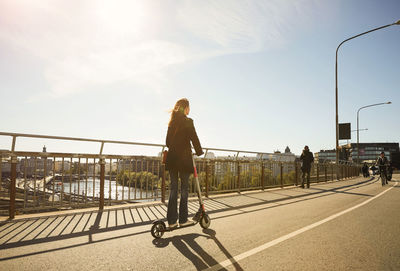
[{"x1": 169, "y1": 98, "x2": 189, "y2": 126}]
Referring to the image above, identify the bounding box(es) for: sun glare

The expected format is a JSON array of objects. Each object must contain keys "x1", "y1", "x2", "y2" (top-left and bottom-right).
[{"x1": 95, "y1": 1, "x2": 150, "y2": 37}]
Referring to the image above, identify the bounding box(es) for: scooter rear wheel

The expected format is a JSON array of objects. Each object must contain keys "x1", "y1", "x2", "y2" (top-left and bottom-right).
[
  {"x1": 200, "y1": 214, "x2": 211, "y2": 229},
  {"x1": 151, "y1": 221, "x2": 165, "y2": 239}
]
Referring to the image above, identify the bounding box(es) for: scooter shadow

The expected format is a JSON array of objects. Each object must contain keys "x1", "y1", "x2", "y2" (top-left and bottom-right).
[{"x1": 152, "y1": 229, "x2": 243, "y2": 271}]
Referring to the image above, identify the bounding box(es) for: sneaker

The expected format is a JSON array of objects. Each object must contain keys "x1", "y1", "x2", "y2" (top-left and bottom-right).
[
  {"x1": 179, "y1": 220, "x2": 194, "y2": 227},
  {"x1": 168, "y1": 223, "x2": 178, "y2": 229},
  {"x1": 192, "y1": 212, "x2": 201, "y2": 222}
]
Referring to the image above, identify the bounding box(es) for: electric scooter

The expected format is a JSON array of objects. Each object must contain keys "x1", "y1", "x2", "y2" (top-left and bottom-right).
[{"x1": 151, "y1": 154, "x2": 211, "y2": 239}]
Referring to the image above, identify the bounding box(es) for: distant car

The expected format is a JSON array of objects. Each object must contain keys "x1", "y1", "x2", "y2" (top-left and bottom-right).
[{"x1": 370, "y1": 165, "x2": 378, "y2": 175}]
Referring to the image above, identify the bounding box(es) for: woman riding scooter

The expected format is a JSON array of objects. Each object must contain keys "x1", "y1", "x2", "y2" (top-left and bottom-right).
[{"x1": 165, "y1": 98, "x2": 204, "y2": 229}]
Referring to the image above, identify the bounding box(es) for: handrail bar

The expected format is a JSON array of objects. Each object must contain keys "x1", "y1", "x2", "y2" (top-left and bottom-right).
[
  {"x1": 0, "y1": 131, "x2": 360, "y2": 165},
  {"x1": 0, "y1": 131, "x2": 164, "y2": 148},
  {"x1": 0, "y1": 131, "x2": 275, "y2": 156}
]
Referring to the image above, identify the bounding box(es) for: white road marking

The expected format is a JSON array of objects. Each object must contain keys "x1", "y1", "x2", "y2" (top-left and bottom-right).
[{"x1": 207, "y1": 182, "x2": 397, "y2": 271}]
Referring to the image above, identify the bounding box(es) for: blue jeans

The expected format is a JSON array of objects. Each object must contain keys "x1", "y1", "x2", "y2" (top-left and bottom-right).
[{"x1": 167, "y1": 170, "x2": 190, "y2": 224}]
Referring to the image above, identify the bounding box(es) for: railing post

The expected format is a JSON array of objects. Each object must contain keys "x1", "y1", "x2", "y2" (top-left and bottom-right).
[
  {"x1": 161, "y1": 164, "x2": 166, "y2": 203},
  {"x1": 325, "y1": 165, "x2": 327, "y2": 182},
  {"x1": 237, "y1": 162, "x2": 241, "y2": 193},
  {"x1": 205, "y1": 162, "x2": 209, "y2": 197},
  {"x1": 261, "y1": 161, "x2": 265, "y2": 190},
  {"x1": 99, "y1": 158, "x2": 105, "y2": 210},
  {"x1": 9, "y1": 155, "x2": 18, "y2": 219},
  {"x1": 280, "y1": 163, "x2": 283, "y2": 188},
  {"x1": 343, "y1": 165, "x2": 345, "y2": 179},
  {"x1": 0, "y1": 153, "x2": 2, "y2": 192},
  {"x1": 294, "y1": 161, "x2": 298, "y2": 186},
  {"x1": 316, "y1": 163, "x2": 320, "y2": 183},
  {"x1": 341, "y1": 165, "x2": 344, "y2": 180}
]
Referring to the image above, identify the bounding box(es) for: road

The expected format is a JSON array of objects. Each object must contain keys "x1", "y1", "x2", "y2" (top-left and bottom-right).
[{"x1": 1, "y1": 175, "x2": 399, "y2": 270}]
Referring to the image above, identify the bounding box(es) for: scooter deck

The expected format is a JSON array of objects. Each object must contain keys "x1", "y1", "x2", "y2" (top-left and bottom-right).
[{"x1": 165, "y1": 221, "x2": 196, "y2": 232}]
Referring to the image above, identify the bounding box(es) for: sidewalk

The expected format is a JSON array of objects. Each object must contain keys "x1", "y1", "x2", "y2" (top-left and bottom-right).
[
  {"x1": 0, "y1": 176, "x2": 358, "y2": 223},
  {"x1": 1, "y1": 175, "x2": 374, "y2": 223},
  {"x1": 1, "y1": 176, "x2": 379, "y2": 250}
]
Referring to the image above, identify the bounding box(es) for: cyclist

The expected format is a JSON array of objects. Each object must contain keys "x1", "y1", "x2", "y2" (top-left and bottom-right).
[{"x1": 376, "y1": 152, "x2": 389, "y2": 186}]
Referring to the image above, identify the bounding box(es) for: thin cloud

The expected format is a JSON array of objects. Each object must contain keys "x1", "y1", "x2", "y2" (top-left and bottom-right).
[{"x1": 0, "y1": 0, "x2": 320, "y2": 99}]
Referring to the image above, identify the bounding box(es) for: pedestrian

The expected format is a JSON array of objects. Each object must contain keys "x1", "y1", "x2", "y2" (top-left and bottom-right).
[
  {"x1": 387, "y1": 161, "x2": 393, "y2": 181},
  {"x1": 165, "y1": 98, "x2": 204, "y2": 229},
  {"x1": 362, "y1": 163, "x2": 369, "y2": 177},
  {"x1": 300, "y1": 145, "x2": 314, "y2": 188}
]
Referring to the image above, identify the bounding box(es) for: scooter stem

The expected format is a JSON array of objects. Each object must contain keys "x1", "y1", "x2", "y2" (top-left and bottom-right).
[{"x1": 192, "y1": 153, "x2": 204, "y2": 206}]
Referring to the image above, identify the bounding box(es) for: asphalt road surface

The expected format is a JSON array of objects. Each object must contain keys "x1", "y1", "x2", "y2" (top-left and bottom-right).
[{"x1": 1, "y1": 175, "x2": 399, "y2": 270}]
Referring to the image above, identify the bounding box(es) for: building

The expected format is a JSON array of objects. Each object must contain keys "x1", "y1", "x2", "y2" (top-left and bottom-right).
[
  {"x1": 19, "y1": 157, "x2": 53, "y2": 177},
  {"x1": 315, "y1": 149, "x2": 336, "y2": 163},
  {"x1": 256, "y1": 146, "x2": 296, "y2": 163},
  {"x1": 316, "y1": 142, "x2": 399, "y2": 164},
  {"x1": 54, "y1": 160, "x2": 71, "y2": 173},
  {"x1": 351, "y1": 142, "x2": 399, "y2": 163}
]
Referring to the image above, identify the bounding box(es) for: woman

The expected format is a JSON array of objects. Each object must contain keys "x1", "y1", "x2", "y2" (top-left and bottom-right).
[{"x1": 165, "y1": 98, "x2": 203, "y2": 228}]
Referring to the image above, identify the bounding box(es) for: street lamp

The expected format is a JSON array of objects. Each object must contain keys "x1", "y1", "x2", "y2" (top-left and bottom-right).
[
  {"x1": 351, "y1": 128, "x2": 368, "y2": 133},
  {"x1": 357, "y1": 102, "x2": 391, "y2": 163},
  {"x1": 335, "y1": 19, "x2": 400, "y2": 164}
]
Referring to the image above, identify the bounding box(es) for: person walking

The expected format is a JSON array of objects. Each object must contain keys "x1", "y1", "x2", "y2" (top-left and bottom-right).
[
  {"x1": 376, "y1": 151, "x2": 389, "y2": 185},
  {"x1": 165, "y1": 98, "x2": 204, "y2": 229},
  {"x1": 300, "y1": 145, "x2": 314, "y2": 188},
  {"x1": 362, "y1": 163, "x2": 369, "y2": 177},
  {"x1": 387, "y1": 161, "x2": 394, "y2": 181}
]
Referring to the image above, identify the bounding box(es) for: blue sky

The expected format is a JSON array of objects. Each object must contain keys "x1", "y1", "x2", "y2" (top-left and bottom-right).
[{"x1": 0, "y1": 0, "x2": 399, "y2": 156}]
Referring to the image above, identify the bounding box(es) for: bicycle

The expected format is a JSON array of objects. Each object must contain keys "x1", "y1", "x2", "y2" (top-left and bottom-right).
[{"x1": 377, "y1": 165, "x2": 389, "y2": 186}]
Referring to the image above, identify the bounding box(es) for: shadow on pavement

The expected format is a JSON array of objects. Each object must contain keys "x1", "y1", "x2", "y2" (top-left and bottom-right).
[
  {"x1": 0, "y1": 209, "x2": 155, "y2": 251},
  {"x1": 210, "y1": 177, "x2": 378, "y2": 221},
  {"x1": 0, "y1": 228, "x2": 149, "y2": 262},
  {"x1": 152, "y1": 228, "x2": 242, "y2": 271}
]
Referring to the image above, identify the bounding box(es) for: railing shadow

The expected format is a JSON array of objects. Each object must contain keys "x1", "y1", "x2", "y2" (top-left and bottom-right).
[
  {"x1": 0, "y1": 204, "x2": 167, "y2": 251},
  {"x1": 0, "y1": 227, "x2": 149, "y2": 262},
  {"x1": 206, "y1": 177, "x2": 378, "y2": 220}
]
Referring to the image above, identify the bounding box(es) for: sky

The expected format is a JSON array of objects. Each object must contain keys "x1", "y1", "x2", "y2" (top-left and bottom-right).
[{"x1": 0, "y1": 0, "x2": 399, "y2": 157}]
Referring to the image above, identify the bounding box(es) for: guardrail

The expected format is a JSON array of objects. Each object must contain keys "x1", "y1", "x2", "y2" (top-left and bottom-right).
[{"x1": 0, "y1": 132, "x2": 360, "y2": 219}]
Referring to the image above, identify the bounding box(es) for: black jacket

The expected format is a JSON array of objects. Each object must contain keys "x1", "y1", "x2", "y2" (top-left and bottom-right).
[
  {"x1": 376, "y1": 156, "x2": 388, "y2": 168},
  {"x1": 165, "y1": 113, "x2": 203, "y2": 173},
  {"x1": 300, "y1": 150, "x2": 314, "y2": 171}
]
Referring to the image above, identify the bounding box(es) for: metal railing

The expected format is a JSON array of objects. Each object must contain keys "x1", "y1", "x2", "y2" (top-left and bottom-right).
[{"x1": 0, "y1": 132, "x2": 360, "y2": 219}]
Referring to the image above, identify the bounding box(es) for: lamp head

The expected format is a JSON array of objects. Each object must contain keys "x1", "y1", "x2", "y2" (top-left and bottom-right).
[
  {"x1": 386, "y1": 101, "x2": 392, "y2": 104},
  {"x1": 394, "y1": 20, "x2": 400, "y2": 25}
]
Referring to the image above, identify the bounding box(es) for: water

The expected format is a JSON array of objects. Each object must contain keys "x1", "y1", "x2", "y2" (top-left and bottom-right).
[{"x1": 58, "y1": 177, "x2": 158, "y2": 201}]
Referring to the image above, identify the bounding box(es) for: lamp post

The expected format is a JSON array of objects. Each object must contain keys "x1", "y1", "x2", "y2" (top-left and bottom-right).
[
  {"x1": 335, "y1": 20, "x2": 400, "y2": 164},
  {"x1": 351, "y1": 128, "x2": 368, "y2": 133},
  {"x1": 357, "y1": 102, "x2": 391, "y2": 163}
]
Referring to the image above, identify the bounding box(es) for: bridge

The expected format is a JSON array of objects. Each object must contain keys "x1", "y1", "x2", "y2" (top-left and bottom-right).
[
  {"x1": 1, "y1": 132, "x2": 399, "y2": 270},
  {"x1": 1, "y1": 175, "x2": 399, "y2": 270}
]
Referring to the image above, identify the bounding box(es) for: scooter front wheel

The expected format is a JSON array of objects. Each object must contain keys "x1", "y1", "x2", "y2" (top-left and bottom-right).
[
  {"x1": 151, "y1": 221, "x2": 165, "y2": 239},
  {"x1": 200, "y1": 214, "x2": 211, "y2": 229}
]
